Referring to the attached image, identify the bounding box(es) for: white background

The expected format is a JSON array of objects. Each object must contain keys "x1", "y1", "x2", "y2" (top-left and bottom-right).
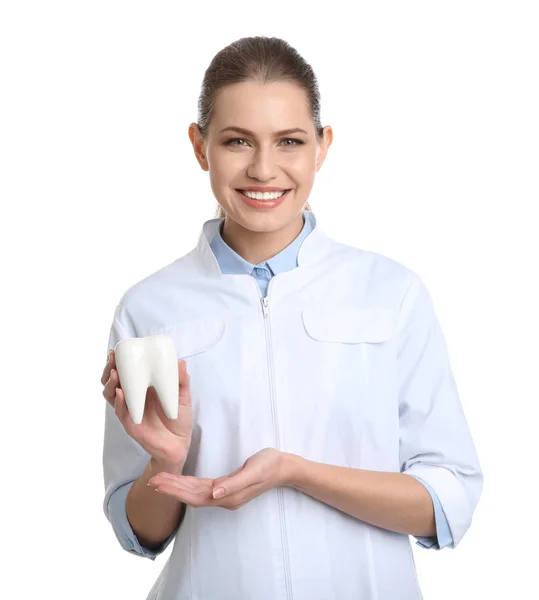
[{"x1": 2, "y1": 1, "x2": 537, "y2": 598}]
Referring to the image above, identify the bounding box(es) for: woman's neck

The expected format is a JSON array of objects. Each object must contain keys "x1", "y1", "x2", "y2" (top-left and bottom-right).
[{"x1": 221, "y1": 213, "x2": 305, "y2": 265}]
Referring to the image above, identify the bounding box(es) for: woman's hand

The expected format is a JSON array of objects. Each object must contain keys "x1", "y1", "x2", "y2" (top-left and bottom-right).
[
  {"x1": 146, "y1": 448, "x2": 289, "y2": 510},
  {"x1": 101, "y1": 350, "x2": 192, "y2": 468}
]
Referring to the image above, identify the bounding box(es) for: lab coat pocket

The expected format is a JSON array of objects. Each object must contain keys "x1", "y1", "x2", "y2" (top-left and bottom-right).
[
  {"x1": 300, "y1": 306, "x2": 397, "y2": 395},
  {"x1": 164, "y1": 316, "x2": 228, "y2": 360},
  {"x1": 162, "y1": 315, "x2": 228, "y2": 409},
  {"x1": 298, "y1": 307, "x2": 398, "y2": 466},
  {"x1": 301, "y1": 307, "x2": 397, "y2": 344}
]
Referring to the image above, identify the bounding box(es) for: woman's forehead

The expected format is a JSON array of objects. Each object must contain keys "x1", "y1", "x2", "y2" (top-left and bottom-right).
[{"x1": 211, "y1": 82, "x2": 313, "y2": 132}]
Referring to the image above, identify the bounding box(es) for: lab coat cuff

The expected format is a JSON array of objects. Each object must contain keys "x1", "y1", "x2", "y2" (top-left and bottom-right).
[
  {"x1": 107, "y1": 481, "x2": 174, "y2": 560},
  {"x1": 403, "y1": 463, "x2": 472, "y2": 547},
  {"x1": 408, "y1": 475, "x2": 453, "y2": 550}
]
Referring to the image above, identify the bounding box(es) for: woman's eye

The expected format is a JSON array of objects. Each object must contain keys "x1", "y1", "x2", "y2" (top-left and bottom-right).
[
  {"x1": 225, "y1": 138, "x2": 248, "y2": 146},
  {"x1": 281, "y1": 138, "x2": 304, "y2": 147},
  {"x1": 224, "y1": 138, "x2": 304, "y2": 147}
]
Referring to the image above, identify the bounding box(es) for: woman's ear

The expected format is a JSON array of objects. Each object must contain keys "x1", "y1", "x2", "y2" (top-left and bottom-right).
[
  {"x1": 188, "y1": 122, "x2": 209, "y2": 171},
  {"x1": 316, "y1": 125, "x2": 333, "y2": 172}
]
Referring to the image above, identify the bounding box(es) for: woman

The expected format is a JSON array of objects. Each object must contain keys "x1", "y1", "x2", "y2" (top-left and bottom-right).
[{"x1": 101, "y1": 36, "x2": 482, "y2": 600}]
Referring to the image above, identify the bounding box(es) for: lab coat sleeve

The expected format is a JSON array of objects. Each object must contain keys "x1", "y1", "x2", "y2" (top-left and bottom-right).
[
  {"x1": 102, "y1": 302, "x2": 177, "y2": 560},
  {"x1": 396, "y1": 272, "x2": 483, "y2": 548},
  {"x1": 107, "y1": 480, "x2": 176, "y2": 559},
  {"x1": 409, "y1": 475, "x2": 453, "y2": 550}
]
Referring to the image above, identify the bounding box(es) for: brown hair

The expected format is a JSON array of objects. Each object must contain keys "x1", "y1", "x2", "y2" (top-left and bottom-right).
[{"x1": 196, "y1": 36, "x2": 323, "y2": 219}]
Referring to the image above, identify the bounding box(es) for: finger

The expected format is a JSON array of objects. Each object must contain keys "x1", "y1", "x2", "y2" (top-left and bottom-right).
[
  {"x1": 152, "y1": 474, "x2": 213, "y2": 489},
  {"x1": 178, "y1": 360, "x2": 191, "y2": 407},
  {"x1": 213, "y1": 466, "x2": 259, "y2": 498},
  {"x1": 150, "y1": 484, "x2": 205, "y2": 506},
  {"x1": 114, "y1": 386, "x2": 130, "y2": 424},
  {"x1": 150, "y1": 476, "x2": 214, "y2": 506},
  {"x1": 100, "y1": 350, "x2": 114, "y2": 385},
  {"x1": 213, "y1": 465, "x2": 244, "y2": 488},
  {"x1": 102, "y1": 368, "x2": 119, "y2": 407},
  {"x1": 100, "y1": 350, "x2": 116, "y2": 385}
]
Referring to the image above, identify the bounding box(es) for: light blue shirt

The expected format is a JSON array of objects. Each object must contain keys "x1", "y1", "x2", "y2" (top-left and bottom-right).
[{"x1": 107, "y1": 210, "x2": 453, "y2": 559}]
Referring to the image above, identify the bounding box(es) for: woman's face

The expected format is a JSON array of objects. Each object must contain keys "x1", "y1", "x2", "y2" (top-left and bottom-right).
[{"x1": 190, "y1": 80, "x2": 332, "y2": 234}]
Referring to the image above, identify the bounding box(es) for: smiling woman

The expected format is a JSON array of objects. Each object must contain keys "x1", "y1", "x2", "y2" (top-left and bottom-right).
[
  {"x1": 102, "y1": 35, "x2": 482, "y2": 600},
  {"x1": 188, "y1": 36, "x2": 332, "y2": 226}
]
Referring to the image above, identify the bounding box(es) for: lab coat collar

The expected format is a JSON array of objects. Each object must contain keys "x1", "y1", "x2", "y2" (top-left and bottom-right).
[
  {"x1": 209, "y1": 210, "x2": 314, "y2": 276},
  {"x1": 195, "y1": 210, "x2": 332, "y2": 278}
]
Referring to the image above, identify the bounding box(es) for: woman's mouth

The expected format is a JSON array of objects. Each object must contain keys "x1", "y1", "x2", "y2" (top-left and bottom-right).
[{"x1": 235, "y1": 189, "x2": 292, "y2": 209}]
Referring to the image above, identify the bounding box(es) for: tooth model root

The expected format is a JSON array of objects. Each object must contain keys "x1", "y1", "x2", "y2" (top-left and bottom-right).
[{"x1": 114, "y1": 334, "x2": 179, "y2": 425}]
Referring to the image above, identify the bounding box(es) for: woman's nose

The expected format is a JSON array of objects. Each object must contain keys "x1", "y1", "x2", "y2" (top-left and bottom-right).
[{"x1": 247, "y1": 148, "x2": 279, "y2": 181}]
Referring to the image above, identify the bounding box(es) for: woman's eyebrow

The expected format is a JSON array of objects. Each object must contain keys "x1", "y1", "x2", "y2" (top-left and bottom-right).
[{"x1": 219, "y1": 126, "x2": 308, "y2": 136}]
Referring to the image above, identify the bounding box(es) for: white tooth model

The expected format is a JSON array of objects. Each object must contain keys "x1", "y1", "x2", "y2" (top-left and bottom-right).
[{"x1": 114, "y1": 334, "x2": 179, "y2": 425}]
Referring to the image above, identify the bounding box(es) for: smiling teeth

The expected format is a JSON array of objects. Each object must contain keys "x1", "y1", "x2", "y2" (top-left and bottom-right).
[
  {"x1": 114, "y1": 334, "x2": 179, "y2": 425},
  {"x1": 242, "y1": 190, "x2": 286, "y2": 200}
]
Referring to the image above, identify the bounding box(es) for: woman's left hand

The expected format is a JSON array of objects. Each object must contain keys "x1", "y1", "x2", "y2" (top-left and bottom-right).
[{"x1": 147, "y1": 447, "x2": 291, "y2": 510}]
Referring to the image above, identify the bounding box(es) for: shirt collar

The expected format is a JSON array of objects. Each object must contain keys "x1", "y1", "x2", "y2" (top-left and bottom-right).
[
  {"x1": 209, "y1": 210, "x2": 315, "y2": 276},
  {"x1": 196, "y1": 209, "x2": 330, "y2": 277}
]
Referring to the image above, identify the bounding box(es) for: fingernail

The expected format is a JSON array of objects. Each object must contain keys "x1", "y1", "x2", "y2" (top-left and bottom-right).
[{"x1": 213, "y1": 487, "x2": 226, "y2": 499}]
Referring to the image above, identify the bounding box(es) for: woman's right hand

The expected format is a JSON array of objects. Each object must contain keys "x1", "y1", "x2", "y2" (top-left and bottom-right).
[{"x1": 101, "y1": 350, "x2": 193, "y2": 470}]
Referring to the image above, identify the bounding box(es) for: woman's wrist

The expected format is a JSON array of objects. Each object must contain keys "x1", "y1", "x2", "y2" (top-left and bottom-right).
[
  {"x1": 280, "y1": 452, "x2": 305, "y2": 487},
  {"x1": 150, "y1": 456, "x2": 186, "y2": 477}
]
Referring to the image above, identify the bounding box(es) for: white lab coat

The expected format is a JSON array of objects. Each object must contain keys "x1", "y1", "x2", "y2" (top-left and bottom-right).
[{"x1": 103, "y1": 213, "x2": 482, "y2": 600}]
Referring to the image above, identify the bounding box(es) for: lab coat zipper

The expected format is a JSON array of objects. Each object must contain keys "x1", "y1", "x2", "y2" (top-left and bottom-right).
[{"x1": 255, "y1": 280, "x2": 293, "y2": 600}]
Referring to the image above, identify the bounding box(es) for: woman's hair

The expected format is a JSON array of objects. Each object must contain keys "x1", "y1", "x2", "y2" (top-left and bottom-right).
[{"x1": 196, "y1": 36, "x2": 323, "y2": 219}]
